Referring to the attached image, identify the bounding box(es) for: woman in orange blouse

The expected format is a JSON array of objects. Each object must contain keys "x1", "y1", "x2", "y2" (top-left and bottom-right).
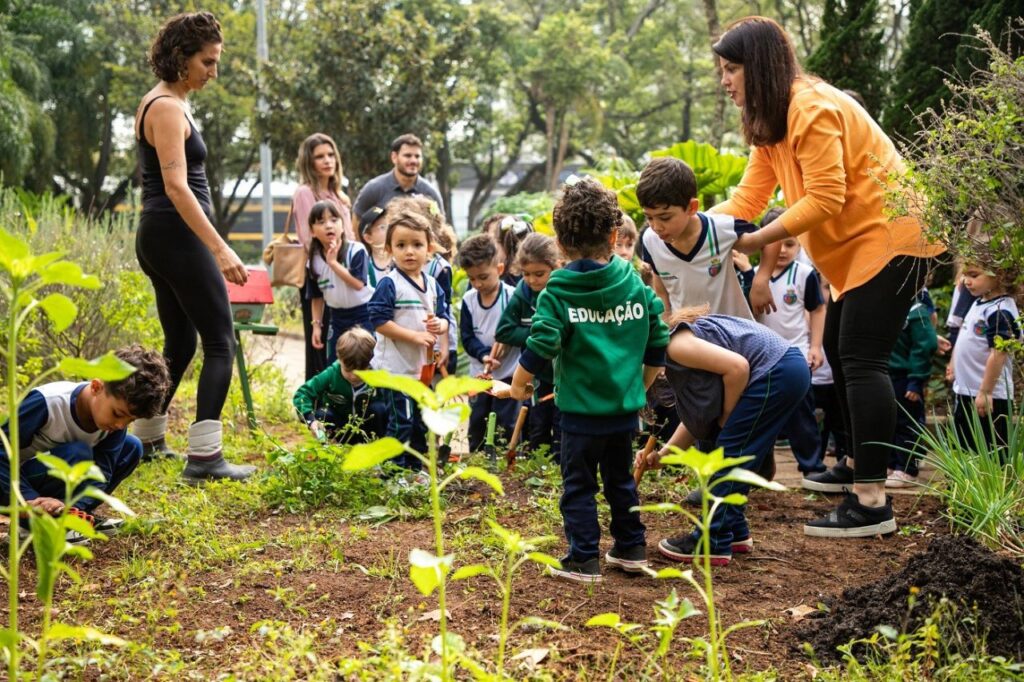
[{"x1": 712, "y1": 16, "x2": 943, "y2": 538}]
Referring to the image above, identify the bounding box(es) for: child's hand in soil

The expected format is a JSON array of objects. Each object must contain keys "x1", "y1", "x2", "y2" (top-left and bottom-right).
[{"x1": 28, "y1": 497, "x2": 65, "y2": 516}]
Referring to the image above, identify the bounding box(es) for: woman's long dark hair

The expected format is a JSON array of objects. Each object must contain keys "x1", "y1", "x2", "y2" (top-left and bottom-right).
[{"x1": 713, "y1": 16, "x2": 802, "y2": 147}]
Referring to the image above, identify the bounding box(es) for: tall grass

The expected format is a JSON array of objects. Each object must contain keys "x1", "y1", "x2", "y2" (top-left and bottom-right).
[{"x1": 918, "y1": 404, "x2": 1024, "y2": 556}]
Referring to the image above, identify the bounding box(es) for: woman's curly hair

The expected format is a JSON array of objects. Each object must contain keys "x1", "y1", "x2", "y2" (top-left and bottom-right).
[
  {"x1": 149, "y1": 12, "x2": 223, "y2": 83},
  {"x1": 553, "y1": 178, "x2": 623, "y2": 259}
]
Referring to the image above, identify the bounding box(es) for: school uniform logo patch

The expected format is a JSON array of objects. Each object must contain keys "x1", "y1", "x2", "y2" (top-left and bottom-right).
[
  {"x1": 784, "y1": 288, "x2": 798, "y2": 305},
  {"x1": 973, "y1": 320, "x2": 987, "y2": 337},
  {"x1": 708, "y1": 257, "x2": 722, "y2": 277}
]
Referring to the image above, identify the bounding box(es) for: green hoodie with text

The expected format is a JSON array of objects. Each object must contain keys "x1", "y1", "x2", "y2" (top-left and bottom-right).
[{"x1": 524, "y1": 256, "x2": 669, "y2": 426}]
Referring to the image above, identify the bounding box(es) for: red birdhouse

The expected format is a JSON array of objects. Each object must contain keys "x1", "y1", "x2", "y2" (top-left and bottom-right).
[{"x1": 225, "y1": 267, "x2": 275, "y2": 324}]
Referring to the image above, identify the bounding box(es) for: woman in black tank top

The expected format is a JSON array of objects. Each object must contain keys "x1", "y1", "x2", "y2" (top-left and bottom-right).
[{"x1": 132, "y1": 12, "x2": 254, "y2": 483}]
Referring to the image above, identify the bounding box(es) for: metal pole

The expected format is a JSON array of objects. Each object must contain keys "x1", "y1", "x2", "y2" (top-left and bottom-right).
[{"x1": 257, "y1": 0, "x2": 274, "y2": 251}]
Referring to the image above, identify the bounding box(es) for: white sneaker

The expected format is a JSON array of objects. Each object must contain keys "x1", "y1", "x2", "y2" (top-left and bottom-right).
[{"x1": 885, "y1": 470, "x2": 918, "y2": 488}]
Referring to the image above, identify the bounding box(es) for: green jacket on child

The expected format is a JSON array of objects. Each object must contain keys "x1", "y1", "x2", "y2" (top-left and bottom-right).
[{"x1": 523, "y1": 256, "x2": 669, "y2": 424}]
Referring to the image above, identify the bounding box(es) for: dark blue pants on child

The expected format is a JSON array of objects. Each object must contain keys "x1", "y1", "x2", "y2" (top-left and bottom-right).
[
  {"x1": 953, "y1": 393, "x2": 1010, "y2": 460},
  {"x1": 813, "y1": 383, "x2": 847, "y2": 460},
  {"x1": 889, "y1": 374, "x2": 927, "y2": 476},
  {"x1": 527, "y1": 381, "x2": 561, "y2": 462},
  {"x1": 12, "y1": 437, "x2": 142, "y2": 513},
  {"x1": 325, "y1": 304, "x2": 373, "y2": 364},
  {"x1": 691, "y1": 347, "x2": 809, "y2": 554},
  {"x1": 467, "y1": 385, "x2": 520, "y2": 452},
  {"x1": 560, "y1": 429, "x2": 645, "y2": 561},
  {"x1": 315, "y1": 401, "x2": 387, "y2": 444},
  {"x1": 781, "y1": 380, "x2": 825, "y2": 474},
  {"x1": 384, "y1": 389, "x2": 427, "y2": 471}
]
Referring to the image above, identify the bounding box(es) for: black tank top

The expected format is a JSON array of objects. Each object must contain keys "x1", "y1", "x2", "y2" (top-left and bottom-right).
[{"x1": 137, "y1": 95, "x2": 213, "y2": 216}]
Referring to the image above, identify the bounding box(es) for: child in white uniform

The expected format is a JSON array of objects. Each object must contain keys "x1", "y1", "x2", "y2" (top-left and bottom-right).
[{"x1": 951, "y1": 263, "x2": 1020, "y2": 457}]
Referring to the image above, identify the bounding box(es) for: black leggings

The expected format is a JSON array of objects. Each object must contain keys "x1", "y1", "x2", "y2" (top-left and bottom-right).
[
  {"x1": 823, "y1": 256, "x2": 930, "y2": 482},
  {"x1": 137, "y1": 212, "x2": 235, "y2": 422}
]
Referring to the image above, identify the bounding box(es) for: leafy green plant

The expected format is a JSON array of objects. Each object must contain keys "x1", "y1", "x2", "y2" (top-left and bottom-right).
[
  {"x1": 634, "y1": 446, "x2": 785, "y2": 680},
  {"x1": 912, "y1": 402, "x2": 1024, "y2": 556},
  {"x1": 341, "y1": 371, "x2": 498, "y2": 681},
  {"x1": 890, "y1": 24, "x2": 1024, "y2": 281},
  {"x1": 586, "y1": 588, "x2": 700, "y2": 679},
  {"x1": 650, "y1": 141, "x2": 748, "y2": 209},
  {"x1": 0, "y1": 223, "x2": 136, "y2": 679},
  {"x1": 810, "y1": 594, "x2": 1024, "y2": 681},
  {"x1": 1, "y1": 189, "x2": 162, "y2": 379},
  {"x1": 451, "y1": 519, "x2": 560, "y2": 678},
  {"x1": 28, "y1": 455, "x2": 135, "y2": 677}
]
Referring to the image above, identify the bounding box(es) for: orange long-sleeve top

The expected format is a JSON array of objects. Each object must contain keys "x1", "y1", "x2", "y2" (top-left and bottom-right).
[{"x1": 711, "y1": 78, "x2": 943, "y2": 296}]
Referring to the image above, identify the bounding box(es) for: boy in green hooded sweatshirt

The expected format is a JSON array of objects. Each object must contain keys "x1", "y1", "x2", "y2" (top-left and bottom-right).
[{"x1": 508, "y1": 177, "x2": 669, "y2": 583}]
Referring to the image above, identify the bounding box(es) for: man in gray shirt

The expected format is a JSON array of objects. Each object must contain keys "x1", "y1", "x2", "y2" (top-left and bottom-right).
[{"x1": 353, "y1": 133, "x2": 445, "y2": 230}]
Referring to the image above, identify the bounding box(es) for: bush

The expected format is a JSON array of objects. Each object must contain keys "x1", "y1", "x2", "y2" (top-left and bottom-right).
[
  {"x1": 0, "y1": 189, "x2": 162, "y2": 384},
  {"x1": 893, "y1": 23, "x2": 1024, "y2": 281}
]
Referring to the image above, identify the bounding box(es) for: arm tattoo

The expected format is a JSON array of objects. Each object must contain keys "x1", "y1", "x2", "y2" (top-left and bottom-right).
[{"x1": 161, "y1": 159, "x2": 183, "y2": 171}]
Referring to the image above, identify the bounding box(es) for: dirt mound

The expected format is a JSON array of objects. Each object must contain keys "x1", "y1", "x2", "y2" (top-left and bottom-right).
[{"x1": 800, "y1": 535, "x2": 1024, "y2": 663}]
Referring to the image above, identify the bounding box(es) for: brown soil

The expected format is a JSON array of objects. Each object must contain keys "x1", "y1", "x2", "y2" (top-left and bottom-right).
[
  {"x1": 801, "y1": 534, "x2": 1024, "y2": 663},
  {"x1": 20, "y1": 477, "x2": 956, "y2": 678}
]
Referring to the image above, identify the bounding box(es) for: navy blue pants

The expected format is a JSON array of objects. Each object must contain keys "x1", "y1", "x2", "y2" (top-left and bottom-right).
[
  {"x1": 527, "y1": 381, "x2": 561, "y2": 462},
  {"x1": 560, "y1": 429, "x2": 645, "y2": 561},
  {"x1": 781, "y1": 380, "x2": 825, "y2": 474},
  {"x1": 813, "y1": 383, "x2": 847, "y2": 460},
  {"x1": 384, "y1": 389, "x2": 427, "y2": 471},
  {"x1": 689, "y1": 347, "x2": 809, "y2": 553},
  {"x1": 888, "y1": 374, "x2": 928, "y2": 475},
  {"x1": 315, "y1": 402, "x2": 387, "y2": 444},
  {"x1": 953, "y1": 393, "x2": 1010, "y2": 460},
  {"x1": 468, "y1": 383, "x2": 519, "y2": 452},
  {"x1": 6, "y1": 437, "x2": 143, "y2": 513},
  {"x1": 325, "y1": 304, "x2": 373, "y2": 364}
]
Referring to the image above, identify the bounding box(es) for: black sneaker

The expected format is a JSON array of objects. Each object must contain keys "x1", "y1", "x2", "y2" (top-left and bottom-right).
[
  {"x1": 803, "y1": 494, "x2": 897, "y2": 538},
  {"x1": 684, "y1": 488, "x2": 703, "y2": 506},
  {"x1": 801, "y1": 458, "x2": 854, "y2": 493},
  {"x1": 548, "y1": 555, "x2": 603, "y2": 584},
  {"x1": 605, "y1": 544, "x2": 649, "y2": 573},
  {"x1": 657, "y1": 534, "x2": 732, "y2": 566},
  {"x1": 93, "y1": 516, "x2": 126, "y2": 535}
]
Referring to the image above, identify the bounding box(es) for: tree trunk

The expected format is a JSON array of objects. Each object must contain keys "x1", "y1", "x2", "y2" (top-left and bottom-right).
[
  {"x1": 550, "y1": 114, "x2": 571, "y2": 192},
  {"x1": 436, "y1": 132, "x2": 454, "y2": 227},
  {"x1": 702, "y1": 0, "x2": 727, "y2": 147},
  {"x1": 544, "y1": 104, "x2": 557, "y2": 191}
]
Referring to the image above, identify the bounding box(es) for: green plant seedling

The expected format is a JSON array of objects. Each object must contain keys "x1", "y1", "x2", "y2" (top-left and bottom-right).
[
  {"x1": 634, "y1": 445, "x2": 784, "y2": 680},
  {"x1": 343, "y1": 371, "x2": 497, "y2": 682},
  {"x1": 587, "y1": 588, "x2": 700, "y2": 680},
  {"x1": 451, "y1": 519, "x2": 559, "y2": 678},
  {"x1": 1, "y1": 224, "x2": 136, "y2": 680}
]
